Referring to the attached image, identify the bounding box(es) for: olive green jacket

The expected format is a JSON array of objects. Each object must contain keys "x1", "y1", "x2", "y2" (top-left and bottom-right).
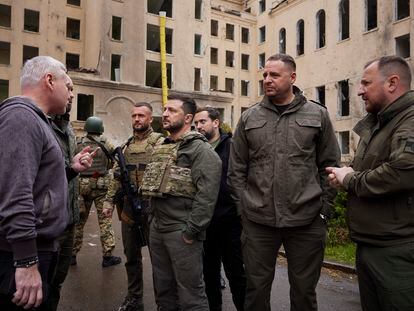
[
  {"x1": 228, "y1": 87, "x2": 340, "y2": 227},
  {"x1": 151, "y1": 131, "x2": 222, "y2": 240},
  {"x1": 343, "y1": 90, "x2": 414, "y2": 246}
]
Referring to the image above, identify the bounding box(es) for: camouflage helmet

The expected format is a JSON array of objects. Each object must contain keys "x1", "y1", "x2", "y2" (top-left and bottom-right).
[{"x1": 84, "y1": 116, "x2": 104, "y2": 134}]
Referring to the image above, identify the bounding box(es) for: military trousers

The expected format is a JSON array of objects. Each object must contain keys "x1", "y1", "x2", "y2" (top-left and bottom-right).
[
  {"x1": 242, "y1": 215, "x2": 326, "y2": 311},
  {"x1": 203, "y1": 217, "x2": 246, "y2": 311},
  {"x1": 356, "y1": 241, "x2": 414, "y2": 311},
  {"x1": 149, "y1": 222, "x2": 209, "y2": 311}
]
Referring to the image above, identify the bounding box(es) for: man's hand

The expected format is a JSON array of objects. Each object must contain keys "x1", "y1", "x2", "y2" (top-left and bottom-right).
[
  {"x1": 326, "y1": 166, "x2": 354, "y2": 188},
  {"x1": 102, "y1": 201, "x2": 114, "y2": 218},
  {"x1": 71, "y1": 146, "x2": 100, "y2": 173},
  {"x1": 12, "y1": 265, "x2": 42, "y2": 309}
]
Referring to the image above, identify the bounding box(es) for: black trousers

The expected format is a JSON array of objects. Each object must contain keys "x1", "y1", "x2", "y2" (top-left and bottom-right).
[
  {"x1": 0, "y1": 250, "x2": 57, "y2": 311},
  {"x1": 203, "y1": 218, "x2": 246, "y2": 311}
]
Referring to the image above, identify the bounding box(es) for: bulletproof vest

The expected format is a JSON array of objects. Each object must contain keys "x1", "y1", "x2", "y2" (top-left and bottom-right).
[
  {"x1": 124, "y1": 132, "x2": 162, "y2": 187},
  {"x1": 141, "y1": 139, "x2": 196, "y2": 199},
  {"x1": 76, "y1": 136, "x2": 110, "y2": 177}
]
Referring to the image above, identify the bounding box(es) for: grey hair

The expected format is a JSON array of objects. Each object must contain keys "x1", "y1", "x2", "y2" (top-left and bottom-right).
[{"x1": 20, "y1": 56, "x2": 67, "y2": 88}]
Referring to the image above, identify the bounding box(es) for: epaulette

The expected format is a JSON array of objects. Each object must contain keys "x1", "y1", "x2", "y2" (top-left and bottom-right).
[{"x1": 309, "y1": 99, "x2": 326, "y2": 109}]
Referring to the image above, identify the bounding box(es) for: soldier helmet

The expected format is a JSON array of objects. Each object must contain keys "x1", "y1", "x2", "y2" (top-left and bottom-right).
[{"x1": 84, "y1": 116, "x2": 104, "y2": 134}]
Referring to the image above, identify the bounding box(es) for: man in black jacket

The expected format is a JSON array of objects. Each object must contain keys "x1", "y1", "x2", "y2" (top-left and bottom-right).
[{"x1": 194, "y1": 107, "x2": 246, "y2": 311}]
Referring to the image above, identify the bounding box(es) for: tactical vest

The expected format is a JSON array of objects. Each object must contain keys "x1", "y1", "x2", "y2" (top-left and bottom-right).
[
  {"x1": 141, "y1": 140, "x2": 196, "y2": 199},
  {"x1": 124, "y1": 132, "x2": 163, "y2": 187},
  {"x1": 76, "y1": 136, "x2": 110, "y2": 177}
]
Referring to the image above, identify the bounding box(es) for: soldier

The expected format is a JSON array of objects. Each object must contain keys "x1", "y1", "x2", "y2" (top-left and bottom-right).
[
  {"x1": 71, "y1": 116, "x2": 122, "y2": 267},
  {"x1": 103, "y1": 102, "x2": 163, "y2": 311},
  {"x1": 141, "y1": 94, "x2": 222, "y2": 310}
]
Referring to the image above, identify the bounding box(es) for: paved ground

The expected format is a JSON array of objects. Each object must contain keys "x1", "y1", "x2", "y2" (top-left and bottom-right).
[{"x1": 59, "y1": 209, "x2": 361, "y2": 311}]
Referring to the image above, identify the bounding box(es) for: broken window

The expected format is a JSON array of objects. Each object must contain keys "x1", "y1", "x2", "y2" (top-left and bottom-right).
[
  {"x1": 77, "y1": 94, "x2": 94, "y2": 121},
  {"x1": 258, "y1": 53, "x2": 265, "y2": 68},
  {"x1": 147, "y1": 24, "x2": 173, "y2": 54},
  {"x1": 67, "y1": 0, "x2": 81, "y2": 6},
  {"x1": 316, "y1": 10, "x2": 326, "y2": 48},
  {"x1": 296, "y1": 19, "x2": 304, "y2": 55},
  {"x1": 225, "y1": 78, "x2": 234, "y2": 93},
  {"x1": 395, "y1": 0, "x2": 410, "y2": 20},
  {"x1": 259, "y1": 0, "x2": 266, "y2": 13},
  {"x1": 339, "y1": 0, "x2": 349, "y2": 41},
  {"x1": 195, "y1": 0, "x2": 202, "y2": 20},
  {"x1": 111, "y1": 54, "x2": 121, "y2": 81},
  {"x1": 241, "y1": 54, "x2": 249, "y2": 70},
  {"x1": 147, "y1": 0, "x2": 173, "y2": 18},
  {"x1": 241, "y1": 27, "x2": 249, "y2": 43},
  {"x1": 194, "y1": 68, "x2": 201, "y2": 91},
  {"x1": 0, "y1": 4, "x2": 11, "y2": 28},
  {"x1": 339, "y1": 131, "x2": 350, "y2": 154},
  {"x1": 145, "y1": 60, "x2": 172, "y2": 88},
  {"x1": 258, "y1": 80, "x2": 264, "y2": 96},
  {"x1": 259, "y1": 26, "x2": 266, "y2": 43},
  {"x1": 210, "y1": 47, "x2": 218, "y2": 64},
  {"x1": 396, "y1": 34, "x2": 410, "y2": 58},
  {"x1": 338, "y1": 80, "x2": 350, "y2": 117},
  {"x1": 0, "y1": 41, "x2": 10, "y2": 65},
  {"x1": 241, "y1": 80, "x2": 249, "y2": 96},
  {"x1": 226, "y1": 50, "x2": 234, "y2": 67},
  {"x1": 316, "y1": 85, "x2": 325, "y2": 106},
  {"x1": 24, "y1": 9, "x2": 39, "y2": 32},
  {"x1": 112, "y1": 16, "x2": 122, "y2": 40},
  {"x1": 23, "y1": 45, "x2": 39, "y2": 65},
  {"x1": 226, "y1": 23, "x2": 234, "y2": 40},
  {"x1": 0, "y1": 79, "x2": 8, "y2": 101},
  {"x1": 365, "y1": 0, "x2": 377, "y2": 31},
  {"x1": 194, "y1": 34, "x2": 202, "y2": 55},
  {"x1": 279, "y1": 28, "x2": 286, "y2": 53},
  {"x1": 66, "y1": 53, "x2": 80, "y2": 70},
  {"x1": 210, "y1": 75, "x2": 218, "y2": 90},
  {"x1": 66, "y1": 18, "x2": 80, "y2": 39},
  {"x1": 211, "y1": 19, "x2": 218, "y2": 36}
]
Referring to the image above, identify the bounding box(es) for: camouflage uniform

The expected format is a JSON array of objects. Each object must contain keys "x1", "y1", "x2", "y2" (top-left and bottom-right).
[
  {"x1": 72, "y1": 134, "x2": 116, "y2": 257},
  {"x1": 105, "y1": 127, "x2": 163, "y2": 310}
]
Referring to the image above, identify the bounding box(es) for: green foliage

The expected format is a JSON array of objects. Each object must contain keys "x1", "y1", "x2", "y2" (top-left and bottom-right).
[
  {"x1": 327, "y1": 190, "x2": 351, "y2": 246},
  {"x1": 220, "y1": 122, "x2": 232, "y2": 134},
  {"x1": 325, "y1": 243, "x2": 356, "y2": 265}
]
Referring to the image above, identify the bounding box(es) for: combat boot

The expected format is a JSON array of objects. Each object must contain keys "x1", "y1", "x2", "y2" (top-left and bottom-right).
[
  {"x1": 102, "y1": 255, "x2": 122, "y2": 267},
  {"x1": 117, "y1": 296, "x2": 144, "y2": 311}
]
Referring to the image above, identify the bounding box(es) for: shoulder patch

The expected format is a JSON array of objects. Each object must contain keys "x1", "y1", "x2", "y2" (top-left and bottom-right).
[{"x1": 404, "y1": 139, "x2": 414, "y2": 153}]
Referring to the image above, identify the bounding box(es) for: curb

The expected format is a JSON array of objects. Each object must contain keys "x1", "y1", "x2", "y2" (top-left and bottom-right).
[{"x1": 278, "y1": 251, "x2": 356, "y2": 274}]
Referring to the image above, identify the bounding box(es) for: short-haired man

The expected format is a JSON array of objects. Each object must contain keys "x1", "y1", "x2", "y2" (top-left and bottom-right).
[
  {"x1": 141, "y1": 95, "x2": 222, "y2": 310},
  {"x1": 228, "y1": 53, "x2": 340, "y2": 311},
  {"x1": 103, "y1": 102, "x2": 163, "y2": 311},
  {"x1": 0, "y1": 56, "x2": 95, "y2": 310},
  {"x1": 194, "y1": 107, "x2": 246, "y2": 311},
  {"x1": 327, "y1": 56, "x2": 414, "y2": 310}
]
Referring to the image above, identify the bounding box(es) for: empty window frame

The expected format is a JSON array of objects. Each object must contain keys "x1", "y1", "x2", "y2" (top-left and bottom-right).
[
  {"x1": 395, "y1": 0, "x2": 410, "y2": 20},
  {"x1": 316, "y1": 85, "x2": 325, "y2": 106},
  {"x1": 112, "y1": 16, "x2": 122, "y2": 40},
  {"x1": 259, "y1": 0, "x2": 266, "y2": 13},
  {"x1": 145, "y1": 60, "x2": 172, "y2": 88},
  {"x1": 395, "y1": 34, "x2": 410, "y2": 58},
  {"x1": 111, "y1": 54, "x2": 121, "y2": 81},
  {"x1": 296, "y1": 19, "x2": 304, "y2": 56},
  {"x1": 0, "y1": 41, "x2": 10, "y2": 65},
  {"x1": 338, "y1": 80, "x2": 350, "y2": 117},
  {"x1": 241, "y1": 27, "x2": 249, "y2": 43},
  {"x1": 77, "y1": 94, "x2": 94, "y2": 121},
  {"x1": 0, "y1": 79, "x2": 8, "y2": 101},
  {"x1": 147, "y1": 0, "x2": 173, "y2": 18},
  {"x1": 195, "y1": 0, "x2": 202, "y2": 20},
  {"x1": 210, "y1": 75, "x2": 218, "y2": 90},
  {"x1": 0, "y1": 4, "x2": 11, "y2": 28},
  {"x1": 339, "y1": 131, "x2": 350, "y2": 154},
  {"x1": 147, "y1": 24, "x2": 173, "y2": 54},
  {"x1": 66, "y1": 18, "x2": 80, "y2": 39},
  {"x1": 66, "y1": 53, "x2": 80, "y2": 70},
  {"x1": 365, "y1": 0, "x2": 377, "y2": 31},
  {"x1": 241, "y1": 80, "x2": 249, "y2": 96},
  {"x1": 24, "y1": 9, "x2": 39, "y2": 32},
  {"x1": 226, "y1": 24, "x2": 234, "y2": 40},
  {"x1": 194, "y1": 34, "x2": 202, "y2": 55},
  {"x1": 194, "y1": 68, "x2": 201, "y2": 91},
  {"x1": 339, "y1": 0, "x2": 350, "y2": 41},
  {"x1": 258, "y1": 53, "x2": 265, "y2": 68},
  {"x1": 23, "y1": 45, "x2": 39, "y2": 65},
  {"x1": 225, "y1": 78, "x2": 234, "y2": 93},
  {"x1": 316, "y1": 10, "x2": 326, "y2": 48},
  {"x1": 67, "y1": 0, "x2": 81, "y2": 6},
  {"x1": 241, "y1": 54, "x2": 249, "y2": 70},
  {"x1": 258, "y1": 80, "x2": 264, "y2": 96},
  {"x1": 226, "y1": 50, "x2": 234, "y2": 67},
  {"x1": 211, "y1": 19, "x2": 218, "y2": 36},
  {"x1": 210, "y1": 47, "x2": 218, "y2": 64},
  {"x1": 279, "y1": 28, "x2": 286, "y2": 53},
  {"x1": 259, "y1": 26, "x2": 266, "y2": 43}
]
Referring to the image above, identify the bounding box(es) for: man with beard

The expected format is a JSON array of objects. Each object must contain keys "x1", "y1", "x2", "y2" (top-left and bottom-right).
[
  {"x1": 194, "y1": 106, "x2": 246, "y2": 311},
  {"x1": 228, "y1": 53, "x2": 340, "y2": 311},
  {"x1": 141, "y1": 95, "x2": 222, "y2": 310},
  {"x1": 103, "y1": 102, "x2": 163, "y2": 311}
]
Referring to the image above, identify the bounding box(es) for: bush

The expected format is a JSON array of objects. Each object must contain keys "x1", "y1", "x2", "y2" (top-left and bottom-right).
[{"x1": 327, "y1": 190, "x2": 351, "y2": 246}]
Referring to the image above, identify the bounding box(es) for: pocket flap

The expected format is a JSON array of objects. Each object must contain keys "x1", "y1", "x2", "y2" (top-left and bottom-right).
[
  {"x1": 245, "y1": 119, "x2": 267, "y2": 130},
  {"x1": 295, "y1": 118, "x2": 321, "y2": 128}
]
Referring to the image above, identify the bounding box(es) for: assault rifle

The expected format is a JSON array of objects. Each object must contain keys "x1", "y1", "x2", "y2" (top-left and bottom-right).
[{"x1": 113, "y1": 146, "x2": 148, "y2": 247}]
